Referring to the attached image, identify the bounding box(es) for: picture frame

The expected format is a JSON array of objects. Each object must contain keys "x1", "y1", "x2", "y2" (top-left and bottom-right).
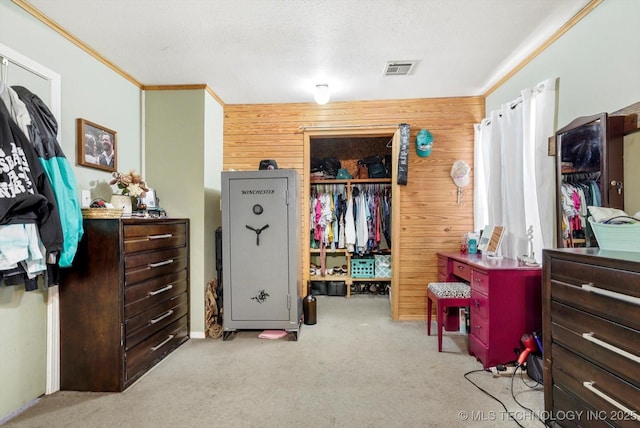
[
  {"x1": 141, "y1": 188, "x2": 157, "y2": 208},
  {"x1": 76, "y1": 118, "x2": 117, "y2": 172},
  {"x1": 478, "y1": 225, "x2": 506, "y2": 258}
]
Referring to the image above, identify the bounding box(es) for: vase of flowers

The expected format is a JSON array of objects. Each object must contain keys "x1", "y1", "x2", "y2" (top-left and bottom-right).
[{"x1": 109, "y1": 170, "x2": 149, "y2": 214}]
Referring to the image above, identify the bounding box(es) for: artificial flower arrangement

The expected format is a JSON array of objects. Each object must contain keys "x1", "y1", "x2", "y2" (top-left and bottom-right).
[{"x1": 109, "y1": 170, "x2": 149, "y2": 198}]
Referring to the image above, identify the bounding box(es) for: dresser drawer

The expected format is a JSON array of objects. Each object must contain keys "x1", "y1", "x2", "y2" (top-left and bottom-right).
[
  {"x1": 551, "y1": 301, "x2": 639, "y2": 387},
  {"x1": 125, "y1": 316, "x2": 188, "y2": 383},
  {"x1": 125, "y1": 270, "x2": 188, "y2": 318},
  {"x1": 125, "y1": 247, "x2": 188, "y2": 285},
  {"x1": 551, "y1": 385, "x2": 613, "y2": 428},
  {"x1": 552, "y1": 345, "x2": 640, "y2": 427},
  {"x1": 471, "y1": 290, "x2": 489, "y2": 320},
  {"x1": 124, "y1": 222, "x2": 187, "y2": 254},
  {"x1": 551, "y1": 278, "x2": 640, "y2": 331},
  {"x1": 550, "y1": 258, "x2": 640, "y2": 300},
  {"x1": 470, "y1": 311, "x2": 489, "y2": 346},
  {"x1": 452, "y1": 260, "x2": 471, "y2": 282},
  {"x1": 471, "y1": 269, "x2": 489, "y2": 295},
  {"x1": 125, "y1": 293, "x2": 188, "y2": 350}
]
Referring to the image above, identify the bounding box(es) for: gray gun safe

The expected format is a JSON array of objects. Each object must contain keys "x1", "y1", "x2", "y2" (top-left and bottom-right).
[{"x1": 221, "y1": 170, "x2": 301, "y2": 340}]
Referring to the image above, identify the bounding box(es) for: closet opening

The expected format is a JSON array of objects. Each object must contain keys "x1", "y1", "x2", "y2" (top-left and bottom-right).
[{"x1": 303, "y1": 127, "x2": 401, "y2": 319}]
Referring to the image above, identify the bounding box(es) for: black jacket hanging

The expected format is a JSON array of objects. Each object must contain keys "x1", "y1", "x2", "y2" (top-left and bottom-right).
[
  {"x1": 13, "y1": 86, "x2": 83, "y2": 268},
  {"x1": 0, "y1": 99, "x2": 63, "y2": 254}
]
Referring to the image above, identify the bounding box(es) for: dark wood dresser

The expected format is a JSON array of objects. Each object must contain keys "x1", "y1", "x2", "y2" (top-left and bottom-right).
[
  {"x1": 60, "y1": 218, "x2": 190, "y2": 392},
  {"x1": 542, "y1": 248, "x2": 639, "y2": 427},
  {"x1": 438, "y1": 252, "x2": 542, "y2": 368}
]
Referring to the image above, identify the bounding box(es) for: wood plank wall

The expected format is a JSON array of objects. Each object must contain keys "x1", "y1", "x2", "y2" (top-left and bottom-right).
[{"x1": 223, "y1": 97, "x2": 484, "y2": 320}]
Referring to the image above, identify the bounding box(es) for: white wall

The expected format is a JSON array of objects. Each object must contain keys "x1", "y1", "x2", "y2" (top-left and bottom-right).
[
  {"x1": 0, "y1": 1, "x2": 141, "y2": 420},
  {"x1": 487, "y1": 0, "x2": 640, "y2": 127},
  {"x1": 144, "y1": 89, "x2": 224, "y2": 338},
  {"x1": 486, "y1": 0, "x2": 640, "y2": 217}
]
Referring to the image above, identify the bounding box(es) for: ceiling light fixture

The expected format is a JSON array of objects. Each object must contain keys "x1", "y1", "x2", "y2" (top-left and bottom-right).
[{"x1": 314, "y1": 84, "x2": 330, "y2": 105}]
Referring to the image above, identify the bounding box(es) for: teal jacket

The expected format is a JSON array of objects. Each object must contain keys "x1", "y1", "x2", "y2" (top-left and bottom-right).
[{"x1": 13, "y1": 86, "x2": 83, "y2": 268}]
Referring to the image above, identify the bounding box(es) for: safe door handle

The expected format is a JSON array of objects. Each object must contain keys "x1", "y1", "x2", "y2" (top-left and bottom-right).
[
  {"x1": 149, "y1": 233, "x2": 173, "y2": 240},
  {"x1": 148, "y1": 259, "x2": 174, "y2": 268},
  {"x1": 150, "y1": 309, "x2": 174, "y2": 324},
  {"x1": 151, "y1": 334, "x2": 175, "y2": 352},
  {"x1": 581, "y1": 283, "x2": 640, "y2": 305},
  {"x1": 582, "y1": 333, "x2": 640, "y2": 363},
  {"x1": 148, "y1": 284, "x2": 174, "y2": 296},
  {"x1": 583, "y1": 382, "x2": 638, "y2": 420}
]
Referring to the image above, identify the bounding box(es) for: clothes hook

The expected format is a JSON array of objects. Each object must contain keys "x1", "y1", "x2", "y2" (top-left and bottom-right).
[{"x1": 1, "y1": 57, "x2": 8, "y2": 85}]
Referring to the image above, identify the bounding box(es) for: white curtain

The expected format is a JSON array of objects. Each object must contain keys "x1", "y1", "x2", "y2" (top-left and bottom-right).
[{"x1": 474, "y1": 78, "x2": 556, "y2": 262}]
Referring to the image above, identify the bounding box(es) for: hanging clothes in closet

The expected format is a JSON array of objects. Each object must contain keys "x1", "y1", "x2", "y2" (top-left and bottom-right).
[
  {"x1": 0, "y1": 94, "x2": 62, "y2": 290},
  {"x1": 310, "y1": 183, "x2": 391, "y2": 254},
  {"x1": 559, "y1": 172, "x2": 601, "y2": 245}
]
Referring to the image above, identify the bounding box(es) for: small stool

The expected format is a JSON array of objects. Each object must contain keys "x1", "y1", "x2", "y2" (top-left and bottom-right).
[{"x1": 427, "y1": 282, "x2": 471, "y2": 352}]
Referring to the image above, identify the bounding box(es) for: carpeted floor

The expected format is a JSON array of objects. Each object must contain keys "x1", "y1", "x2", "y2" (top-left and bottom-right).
[{"x1": 2, "y1": 295, "x2": 545, "y2": 428}]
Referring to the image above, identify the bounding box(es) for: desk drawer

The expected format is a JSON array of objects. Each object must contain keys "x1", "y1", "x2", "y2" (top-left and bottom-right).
[
  {"x1": 124, "y1": 222, "x2": 187, "y2": 254},
  {"x1": 551, "y1": 301, "x2": 639, "y2": 386},
  {"x1": 452, "y1": 261, "x2": 471, "y2": 282},
  {"x1": 470, "y1": 311, "x2": 489, "y2": 346},
  {"x1": 552, "y1": 345, "x2": 639, "y2": 428},
  {"x1": 471, "y1": 269, "x2": 489, "y2": 295},
  {"x1": 471, "y1": 290, "x2": 489, "y2": 320},
  {"x1": 437, "y1": 256, "x2": 448, "y2": 277}
]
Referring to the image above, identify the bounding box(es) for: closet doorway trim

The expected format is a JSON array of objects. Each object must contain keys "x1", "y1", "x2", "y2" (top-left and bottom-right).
[{"x1": 0, "y1": 42, "x2": 62, "y2": 394}]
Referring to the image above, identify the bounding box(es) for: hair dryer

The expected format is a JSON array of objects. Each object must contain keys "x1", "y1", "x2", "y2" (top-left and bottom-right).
[{"x1": 517, "y1": 333, "x2": 538, "y2": 367}]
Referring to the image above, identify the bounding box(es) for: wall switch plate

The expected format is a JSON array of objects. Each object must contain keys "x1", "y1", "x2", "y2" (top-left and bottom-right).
[{"x1": 81, "y1": 190, "x2": 91, "y2": 208}]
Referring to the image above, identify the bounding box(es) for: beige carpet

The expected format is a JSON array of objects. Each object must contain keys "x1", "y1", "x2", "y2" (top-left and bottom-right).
[{"x1": 2, "y1": 295, "x2": 544, "y2": 428}]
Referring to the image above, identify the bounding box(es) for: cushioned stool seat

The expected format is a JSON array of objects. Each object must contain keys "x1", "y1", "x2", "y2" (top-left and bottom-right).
[{"x1": 427, "y1": 282, "x2": 471, "y2": 352}]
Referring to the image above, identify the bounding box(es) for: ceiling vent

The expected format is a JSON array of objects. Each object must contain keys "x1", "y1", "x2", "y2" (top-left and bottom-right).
[{"x1": 383, "y1": 61, "x2": 416, "y2": 76}]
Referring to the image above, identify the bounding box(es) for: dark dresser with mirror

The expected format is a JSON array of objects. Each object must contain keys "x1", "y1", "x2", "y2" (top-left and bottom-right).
[
  {"x1": 555, "y1": 113, "x2": 626, "y2": 248},
  {"x1": 60, "y1": 218, "x2": 190, "y2": 392}
]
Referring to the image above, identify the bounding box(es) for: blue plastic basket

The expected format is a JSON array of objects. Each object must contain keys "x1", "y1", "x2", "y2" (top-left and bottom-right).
[
  {"x1": 351, "y1": 259, "x2": 375, "y2": 278},
  {"x1": 588, "y1": 217, "x2": 640, "y2": 252}
]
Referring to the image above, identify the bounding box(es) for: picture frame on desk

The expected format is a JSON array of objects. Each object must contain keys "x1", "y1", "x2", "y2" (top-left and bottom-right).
[{"x1": 478, "y1": 225, "x2": 505, "y2": 257}]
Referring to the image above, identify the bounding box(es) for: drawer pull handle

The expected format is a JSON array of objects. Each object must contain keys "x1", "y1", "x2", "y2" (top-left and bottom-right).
[
  {"x1": 148, "y1": 259, "x2": 174, "y2": 268},
  {"x1": 457, "y1": 266, "x2": 464, "y2": 270},
  {"x1": 583, "y1": 381, "x2": 639, "y2": 421},
  {"x1": 148, "y1": 284, "x2": 174, "y2": 296},
  {"x1": 151, "y1": 334, "x2": 175, "y2": 352},
  {"x1": 582, "y1": 333, "x2": 640, "y2": 363},
  {"x1": 149, "y1": 234, "x2": 173, "y2": 240},
  {"x1": 581, "y1": 283, "x2": 640, "y2": 305},
  {"x1": 150, "y1": 309, "x2": 174, "y2": 324}
]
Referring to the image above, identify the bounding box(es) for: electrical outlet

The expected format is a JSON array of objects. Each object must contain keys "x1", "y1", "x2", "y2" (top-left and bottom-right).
[{"x1": 81, "y1": 190, "x2": 91, "y2": 207}]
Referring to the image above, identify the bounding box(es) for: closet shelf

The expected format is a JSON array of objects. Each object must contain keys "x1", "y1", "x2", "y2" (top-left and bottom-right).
[
  {"x1": 310, "y1": 178, "x2": 391, "y2": 185},
  {"x1": 310, "y1": 248, "x2": 348, "y2": 254}
]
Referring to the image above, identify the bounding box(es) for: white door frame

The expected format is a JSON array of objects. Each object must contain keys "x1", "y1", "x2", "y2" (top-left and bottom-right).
[{"x1": 0, "y1": 42, "x2": 62, "y2": 394}]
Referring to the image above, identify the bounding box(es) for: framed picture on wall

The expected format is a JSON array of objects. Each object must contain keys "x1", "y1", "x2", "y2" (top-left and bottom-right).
[{"x1": 76, "y1": 118, "x2": 117, "y2": 172}]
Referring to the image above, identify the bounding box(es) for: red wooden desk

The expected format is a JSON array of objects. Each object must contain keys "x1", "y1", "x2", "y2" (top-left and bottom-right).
[{"x1": 437, "y1": 252, "x2": 542, "y2": 368}]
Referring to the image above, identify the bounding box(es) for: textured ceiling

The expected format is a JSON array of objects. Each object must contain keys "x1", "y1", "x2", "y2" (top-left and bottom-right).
[{"x1": 23, "y1": 0, "x2": 592, "y2": 105}]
